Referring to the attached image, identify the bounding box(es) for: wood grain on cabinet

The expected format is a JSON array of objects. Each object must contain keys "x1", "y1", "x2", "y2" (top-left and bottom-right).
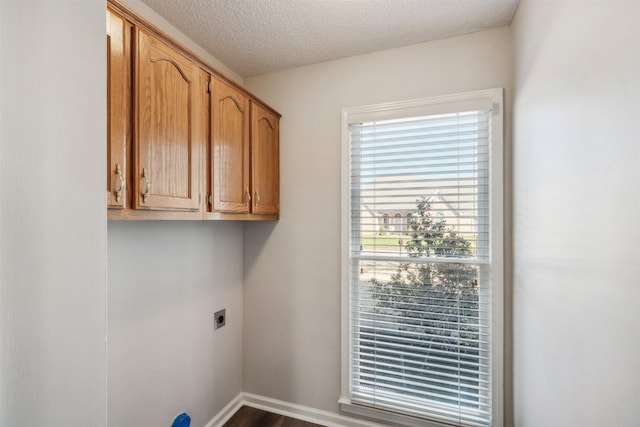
[
  {"x1": 107, "y1": 0, "x2": 281, "y2": 221},
  {"x1": 251, "y1": 103, "x2": 280, "y2": 216},
  {"x1": 135, "y1": 29, "x2": 203, "y2": 211},
  {"x1": 210, "y1": 79, "x2": 250, "y2": 213},
  {"x1": 106, "y1": 8, "x2": 131, "y2": 209}
]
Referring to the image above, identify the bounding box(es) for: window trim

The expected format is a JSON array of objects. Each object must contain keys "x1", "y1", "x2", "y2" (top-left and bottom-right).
[{"x1": 340, "y1": 88, "x2": 504, "y2": 427}]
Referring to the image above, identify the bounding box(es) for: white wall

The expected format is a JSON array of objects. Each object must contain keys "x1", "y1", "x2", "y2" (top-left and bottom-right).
[
  {"x1": 512, "y1": 1, "x2": 640, "y2": 426},
  {"x1": 108, "y1": 222, "x2": 243, "y2": 427},
  {"x1": 107, "y1": 3, "x2": 246, "y2": 427},
  {"x1": 243, "y1": 27, "x2": 512, "y2": 417},
  {"x1": 0, "y1": 1, "x2": 107, "y2": 426}
]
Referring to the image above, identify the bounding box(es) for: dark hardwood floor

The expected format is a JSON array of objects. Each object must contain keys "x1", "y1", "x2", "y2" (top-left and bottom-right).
[{"x1": 223, "y1": 406, "x2": 324, "y2": 427}]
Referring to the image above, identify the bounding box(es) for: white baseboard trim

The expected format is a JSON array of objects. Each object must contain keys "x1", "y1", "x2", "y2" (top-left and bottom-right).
[
  {"x1": 203, "y1": 393, "x2": 244, "y2": 427},
  {"x1": 205, "y1": 392, "x2": 388, "y2": 427}
]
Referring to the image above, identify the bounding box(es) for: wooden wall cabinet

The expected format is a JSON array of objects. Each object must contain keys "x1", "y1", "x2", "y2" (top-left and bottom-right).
[
  {"x1": 107, "y1": 8, "x2": 131, "y2": 209},
  {"x1": 209, "y1": 79, "x2": 250, "y2": 213},
  {"x1": 135, "y1": 29, "x2": 203, "y2": 212},
  {"x1": 250, "y1": 102, "x2": 280, "y2": 216},
  {"x1": 107, "y1": 1, "x2": 279, "y2": 221},
  {"x1": 207, "y1": 80, "x2": 280, "y2": 220}
]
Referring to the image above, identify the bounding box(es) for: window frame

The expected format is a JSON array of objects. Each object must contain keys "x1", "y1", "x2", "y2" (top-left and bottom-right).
[{"x1": 339, "y1": 88, "x2": 504, "y2": 427}]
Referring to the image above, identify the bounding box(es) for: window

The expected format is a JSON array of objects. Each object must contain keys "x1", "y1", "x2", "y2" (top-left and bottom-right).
[
  {"x1": 406, "y1": 213, "x2": 413, "y2": 234},
  {"x1": 340, "y1": 89, "x2": 503, "y2": 427},
  {"x1": 393, "y1": 213, "x2": 403, "y2": 234},
  {"x1": 383, "y1": 214, "x2": 390, "y2": 226}
]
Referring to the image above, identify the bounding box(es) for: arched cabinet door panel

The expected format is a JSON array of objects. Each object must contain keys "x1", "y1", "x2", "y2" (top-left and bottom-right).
[
  {"x1": 135, "y1": 29, "x2": 202, "y2": 211},
  {"x1": 211, "y1": 80, "x2": 250, "y2": 213},
  {"x1": 251, "y1": 103, "x2": 280, "y2": 216}
]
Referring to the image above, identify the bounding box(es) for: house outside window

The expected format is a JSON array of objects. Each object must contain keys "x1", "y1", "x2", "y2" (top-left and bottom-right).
[{"x1": 340, "y1": 89, "x2": 504, "y2": 427}]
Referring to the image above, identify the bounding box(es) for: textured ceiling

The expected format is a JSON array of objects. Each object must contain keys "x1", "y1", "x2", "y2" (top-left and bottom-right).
[{"x1": 139, "y1": 0, "x2": 520, "y2": 78}]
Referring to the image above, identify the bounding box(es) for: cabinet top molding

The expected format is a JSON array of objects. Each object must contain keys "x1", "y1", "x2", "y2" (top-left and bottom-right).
[{"x1": 107, "y1": 0, "x2": 280, "y2": 119}]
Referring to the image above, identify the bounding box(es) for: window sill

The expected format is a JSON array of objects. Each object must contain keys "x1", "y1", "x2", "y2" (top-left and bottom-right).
[{"x1": 338, "y1": 397, "x2": 459, "y2": 427}]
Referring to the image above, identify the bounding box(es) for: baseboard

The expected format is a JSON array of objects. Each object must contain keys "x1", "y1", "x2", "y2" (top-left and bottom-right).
[
  {"x1": 203, "y1": 393, "x2": 244, "y2": 427},
  {"x1": 205, "y1": 392, "x2": 388, "y2": 427}
]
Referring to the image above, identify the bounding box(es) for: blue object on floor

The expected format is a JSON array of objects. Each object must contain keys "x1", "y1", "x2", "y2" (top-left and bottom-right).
[{"x1": 172, "y1": 412, "x2": 191, "y2": 427}]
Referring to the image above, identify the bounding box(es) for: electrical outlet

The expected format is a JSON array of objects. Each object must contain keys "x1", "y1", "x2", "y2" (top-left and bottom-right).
[{"x1": 214, "y1": 309, "x2": 226, "y2": 330}]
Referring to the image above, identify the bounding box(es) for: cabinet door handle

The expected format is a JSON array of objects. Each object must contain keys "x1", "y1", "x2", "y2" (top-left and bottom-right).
[
  {"x1": 114, "y1": 163, "x2": 125, "y2": 203},
  {"x1": 255, "y1": 191, "x2": 260, "y2": 207},
  {"x1": 245, "y1": 187, "x2": 251, "y2": 205},
  {"x1": 141, "y1": 168, "x2": 150, "y2": 203}
]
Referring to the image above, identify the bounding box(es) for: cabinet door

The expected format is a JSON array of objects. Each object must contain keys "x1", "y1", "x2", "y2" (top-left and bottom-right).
[
  {"x1": 106, "y1": 9, "x2": 131, "y2": 208},
  {"x1": 211, "y1": 79, "x2": 250, "y2": 213},
  {"x1": 135, "y1": 30, "x2": 201, "y2": 211},
  {"x1": 250, "y1": 103, "x2": 280, "y2": 215}
]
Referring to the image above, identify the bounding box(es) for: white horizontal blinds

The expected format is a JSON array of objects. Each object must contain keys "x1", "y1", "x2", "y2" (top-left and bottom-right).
[{"x1": 349, "y1": 110, "x2": 492, "y2": 427}]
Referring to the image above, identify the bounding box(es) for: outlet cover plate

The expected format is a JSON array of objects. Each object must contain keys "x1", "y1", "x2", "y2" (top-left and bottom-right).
[{"x1": 214, "y1": 309, "x2": 226, "y2": 330}]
